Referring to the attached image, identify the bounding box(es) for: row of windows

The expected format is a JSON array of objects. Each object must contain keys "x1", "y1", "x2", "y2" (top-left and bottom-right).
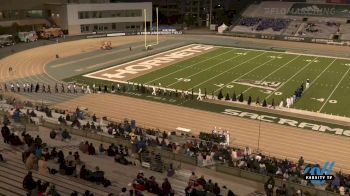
[
  {"x1": 78, "y1": 10, "x2": 142, "y2": 19},
  {"x1": 80, "y1": 23, "x2": 141, "y2": 32},
  {"x1": 0, "y1": 10, "x2": 43, "y2": 20}
]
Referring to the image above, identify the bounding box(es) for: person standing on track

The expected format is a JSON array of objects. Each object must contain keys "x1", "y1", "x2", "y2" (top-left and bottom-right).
[
  {"x1": 16, "y1": 83, "x2": 20, "y2": 92},
  {"x1": 86, "y1": 85, "x2": 91, "y2": 94},
  {"x1": 73, "y1": 83, "x2": 77, "y2": 93},
  {"x1": 47, "y1": 84, "x2": 51, "y2": 93},
  {"x1": 35, "y1": 83, "x2": 39, "y2": 93},
  {"x1": 61, "y1": 83, "x2": 65, "y2": 93},
  {"x1": 54, "y1": 83, "x2": 57, "y2": 93},
  {"x1": 67, "y1": 84, "x2": 71, "y2": 93},
  {"x1": 92, "y1": 83, "x2": 96, "y2": 93},
  {"x1": 42, "y1": 84, "x2": 46, "y2": 93}
]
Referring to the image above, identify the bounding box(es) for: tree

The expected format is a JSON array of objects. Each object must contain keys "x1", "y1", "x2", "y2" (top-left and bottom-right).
[
  {"x1": 225, "y1": 93, "x2": 230, "y2": 100},
  {"x1": 239, "y1": 93, "x2": 244, "y2": 102},
  {"x1": 247, "y1": 96, "x2": 252, "y2": 105},
  {"x1": 218, "y1": 90, "x2": 224, "y2": 100},
  {"x1": 232, "y1": 91, "x2": 237, "y2": 101},
  {"x1": 262, "y1": 99, "x2": 267, "y2": 107}
]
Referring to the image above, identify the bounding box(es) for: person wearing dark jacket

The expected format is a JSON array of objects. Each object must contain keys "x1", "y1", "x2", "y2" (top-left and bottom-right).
[
  {"x1": 23, "y1": 171, "x2": 36, "y2": 192},
  {"x1": 88, "y1": 143, "x2": 96, "y2": 155},
  {"x1": 162, "y1": 178, "x2": 173, "y2": 196},
  {"x1": 1, "y1": 125, "x2": 10, "y2": 143}
]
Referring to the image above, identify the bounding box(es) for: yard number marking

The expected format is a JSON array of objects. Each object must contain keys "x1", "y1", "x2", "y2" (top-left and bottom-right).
[
  {"x1": 274, "y1": 92, "x2": 283, "y2": 96},
  {"x1": 329, "y1": 100, "x2": 337, "y2": 104},
  {"x1": 175, "y1": 78, "x2": 191, "y2": 82},
  {"x1": 214, "y1": 83, "x2": 234, "y2": 89},
  {"x1": 269, "y1": 56, "x2": 282, "y2": 59},
  {"x1": 305, "y1": 59, "x2": 319, "y2": 63}
]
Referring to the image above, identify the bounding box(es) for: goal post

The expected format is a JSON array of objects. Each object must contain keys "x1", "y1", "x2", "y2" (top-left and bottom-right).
[{"x1": 144, "y1": 7, "x2": 159, "y2": 50}]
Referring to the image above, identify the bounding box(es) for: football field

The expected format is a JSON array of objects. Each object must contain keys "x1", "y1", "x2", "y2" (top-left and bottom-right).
[{"x1": 127, "y1": 46, "x2": 350, "y2": 117}]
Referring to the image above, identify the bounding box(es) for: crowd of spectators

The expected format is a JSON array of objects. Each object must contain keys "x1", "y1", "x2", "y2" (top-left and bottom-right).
[
  {"x1": 4, "y1": 96, "x2": 350, "y2": 195},
  {"x1": 238, "y1": 17, "x2": 261, "y2": 27},
  {"x1": 185, "y1": 172, "x2": 235, "y2": 196},
  {"x1": 256, "y1": 18, "x2": 290, "y2": 31},
  {"x1": 181, "y1": 136, "x2": 350, "y2": 195},
  {"x1": 237, "y1": 17, "x2": 290, "y2": 32}
]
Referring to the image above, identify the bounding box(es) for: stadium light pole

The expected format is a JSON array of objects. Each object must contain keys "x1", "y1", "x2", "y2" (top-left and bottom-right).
[
  {"x1": 257, "y1": 115, "x2": 262, "y2": 152},
  {"x1": 209, "y1": 0, "x2": 212, "y2": 27},
  {"x1": 156, "y1": 7, "x2": 159, "y2": 45},
  {"x1": 144, "y1": 9, "x2": 147, "y2": 49}
]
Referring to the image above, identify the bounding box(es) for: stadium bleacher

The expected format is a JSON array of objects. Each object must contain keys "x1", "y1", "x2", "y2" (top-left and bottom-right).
[{"x1": 230, "y1": 1, "x2": 350, "y2": 40}]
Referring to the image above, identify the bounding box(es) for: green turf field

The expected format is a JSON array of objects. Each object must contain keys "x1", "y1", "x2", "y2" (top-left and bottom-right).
[{"x1": 129, "y1": 46, "x2": 350, "y2": 117}]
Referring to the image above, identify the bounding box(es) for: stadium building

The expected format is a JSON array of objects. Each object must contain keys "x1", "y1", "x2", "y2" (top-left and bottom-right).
[{"x1": 0, "y1": 0, "x2": 152, "y2": 35}]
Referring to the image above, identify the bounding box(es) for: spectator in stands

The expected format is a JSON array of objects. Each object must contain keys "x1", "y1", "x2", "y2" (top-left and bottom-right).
[
  {"x1": 79, "y1": 165, "x2": 88, "y2": 180},
  {"x1": 38, "y1": 157, "x2": 48, "y2": 175},
  {"x1": 189, "y1": 172, "x2": 197, "y2": 186},
  {"x1": 264, "y1": 176, "x2": 275, "y2": 196},
  {"x1": 23, "y1": 171, "x2": 36, "y2": 193},
  {"x1": 25, "y1": 152, "x2": 35, "y2": 170},
  {"x1": 74, "y1": 151, "x2": 81, "y2": 165},
  {"x1": 99, "y1": 144, "x2": 106, "y2": 155},
  {"x1": 1, "y1": 124, "x2": 10, "y2": 143},
  {"x1": 65, "y1": 161, "x2": 77, "y2": 176},
  {"x1": 167, "y1": 163, "x2": 175, "y2": 177},
  {"x1": 227, "y1": 189, "x2": 236, "y2": 196},
  {"x1": 162, "y1": 178, "x2": 173, "y2": 196},
  {"x1": 61, "y1": 129, "x2": 71, "y2": 140},
  {"x1": 50, "y1": 147, "x2": 58, "y2": 160},
  {"x1": 213, "y1": 183, "x2": 220, "y2": 195},
  {"x1": 88, "y1": 143, "x2": 96, "y2": 155},
  {"x1": 71, "y1": 191, "x2": 78, "y2": 196},
  {"x1": 0, "y1": 153, "x2": 4, "y2": 162},
  {"x1": 93, "y1": 166, "x2": 104, "y2": 183},
  {"x1": 107, "y1": 144, "x2": 116, "y2": 156},
  {"x1": 79, "y1": 141, "x2": 89, "y2": 154},
  {"x1": 119, "y1": 187, "x2": 130, "y2": 196},
  {"x1": 34, "y1": 135, "x2": 42, "y2": 147},
  {"x1": 36, "y1": 180, "x2": 49, "y2": 195},
  {"x1": 57, "y1": 150, "x2": 65, "y2": 164},
  {"x1": 45, "y1": 184, "x2": 60, "y2": 196},
  {"x1": 66, "y1": 151, "x2": 75, "y2": 163}
]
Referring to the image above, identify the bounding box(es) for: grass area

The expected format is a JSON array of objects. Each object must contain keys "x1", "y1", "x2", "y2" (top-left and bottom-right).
[{"x1": 129, "y1": 47, "x2": 350, "y2": 117}]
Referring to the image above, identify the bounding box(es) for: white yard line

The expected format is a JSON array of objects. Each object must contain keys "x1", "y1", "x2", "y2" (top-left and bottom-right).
[
  {"x1": 166, "y1": 50, "x2": 247, "y2": 87},
  {"x1": 213, "y1": 53, "x2": 285, "y2": 93},
  {"x1": 144, "y1": 48, "x2": 234, "y2": 85},
  {"x1": 242, "y1": 55, "x2": 301, "y2": 94},
  {"x1": 318, "y1": 67, "x2": 350, "y2": 112},
  {"x1": 189, "y1": 51, "x2": 268, "y2": 90},
  {"x1": 305, "y1": 58, "x2": 337, "y2": 91},
  {"x1": 265, "y1": 56, "x2": 319, "y2": 99}
]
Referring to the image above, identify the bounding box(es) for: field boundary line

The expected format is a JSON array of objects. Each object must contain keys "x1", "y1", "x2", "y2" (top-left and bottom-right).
[
  {"x1": 189, "y1": 51, "x2": 268, "y2": 90},
  {"x1": 166, "y1": 50, "x2": 247, "y2": 87},
  {"x1": 318, "y1": 66, "x2": 350, "y2": 112},
  {"x1": 218, "y1": 45, "x2": 350, "y2": 61},
  {"x1": 242, "y1": 55, "x2": 302, "y2": 94},
  {"x1": 144, "y1": 47, "x2": 235, "y2": 85},
  {"x1": 265, "y1": 56, "x2": 319, "y2": 99},
  {"x1": 51, "y1": 44, "x2": 145, "y2": 68}
]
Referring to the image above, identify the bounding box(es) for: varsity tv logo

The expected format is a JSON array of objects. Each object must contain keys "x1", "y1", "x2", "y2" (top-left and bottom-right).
[{"x1": 304, "y1": 161, "x2": 335, "y2": 185}]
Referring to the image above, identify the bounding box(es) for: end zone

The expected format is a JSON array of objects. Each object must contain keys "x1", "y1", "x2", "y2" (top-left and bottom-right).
[{"x1": 84, "y1": 44, "x2": 216, "y2": 83}]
